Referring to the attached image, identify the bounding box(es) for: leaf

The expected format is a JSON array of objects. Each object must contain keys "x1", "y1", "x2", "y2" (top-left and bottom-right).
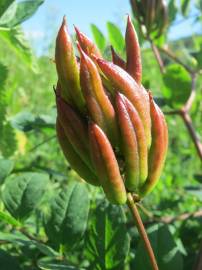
[
  {"x1": 192, "y1": 44, "x2": 202, "y2": 70},
  {"x1": 0, "y1": 232, "x2": 29, "y2": 244},
  {"x1": 86, "y1": 201, "x2": 130, "y2": 270},
  {"x1": 0, "y1": 27, "x2": 37, "y2": 71},
  {"x1": 38, "y1": 258, "x2": 84, "y2": 270},
  {"x1": 107, "y1": 22, "x2": 124, "y2": 55},
  {"x1": 45, "y1": 181, "x2": 90, "y2": 249},
  {"x1": 2, "y1": 172, "x2": 49, "y2": 220},
  {"x1": 0, "y1": 1, "x2": 17, "y2": 26},
  {"x1": 0, "y1": 249, "x2": 21, "y2": 270},
  {"x1": 0, "y1": 0, "x2": 44, "y2": 28},
  {"x1": 0, "y1": 63, "x2": 8, "y2": 139},
  {"x1": 91, "y1": 24, "x2": 106, "y2": 53},
  {"x1": 32, "y1": 242, "x2": 59, "y2": 257},
  {"x1": 168, "y1": 0, "x2": 178, "y2": 23},
  {"x1": 162, "y1": 64, "x2": 191, "y2": 108},
  {"x1": 0, "y1": 231, "x2": 59, "y2": 257},
  {"x1": 0, "y1": 121, "x2": 17, "y2": 157},
  {"x1": 0, "y1": 0, "x2": 15, "y2": 17},
  {"x1": 0, "y1": 210, "x2": 21, "y2": 227},
  {"x1": 11, "y1": 111, "x2": 55, "y2": 132},
  {"x1": 0, "y1": 159, "x2": 14, "y2": 184},
  {"x1": 194, "y1": 174, "x2": 202, "y2": 184},
  {"x1": 134, "y1": 224, "x2": 183, "y2": 270},
  {"x1": 181, "y1": 0, "x2": 191, "y2": 16}
]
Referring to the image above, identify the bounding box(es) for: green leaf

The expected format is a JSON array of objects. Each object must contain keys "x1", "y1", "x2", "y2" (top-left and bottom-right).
[
  {"x1": 0, "y1": 159, "x2": 14, "y2": 184},
  {"x1": 38, "y1": 258, "x2": 84, "y2": 270},
  {"x1": 0, "y1": 249, "x2": 21, "y2": 270},
  {"x1": 0, "y1": 0, "x2": 44, "y2": 28},
  {"x1": 32, "y1": 242, "x2": 59, "y2": 257},
  {"x1": 192, "y1": 44, "x2": 202, "y2": 70},
  {"x1": 0, "y1": 27, "x2": 37, "y2": 71},
  {"x1": 0, "y1": 1, "x2": 17, "y2": 26},
  {"x1": 86, "y1": 201, "x2": 130, "y2": 270},
  {"x1": 162, "y1": 64, "x2": 191, "y2": 108},
  {"x1": 168, "y1": 0, "x2": 178, "y2": 23},
  {"x1": 181, "y1": 0, "x2": 191, "y2": 16},
  {"x1": 0, "y1": 210, "x2": 21, "y2": 227},
  {"x1": 134, "y1": 224, "x2": 183, "y2": 270},
  {"x1": 107, "y1": 22, "x2": 124, "y2": 55},
  {"x1": 45, "y1": 181, "x2": 90, "y2": 249},
  {"x1": 0, "y1": 63, "x2": 8, "y2": 140},
  {"x1": 91, "y1": 24, "x2": 106, "y2": 53},
  {"x1": 11, "y1": 111, "x2": 56, "y2": 132},
  {"x1": 0, "y1": 231, "x2": 59, "y2": 257},
  {"x1": 194, "y1": 174, "x2": 202, "y2": 184},
  {"x1": 2, "y1": 172, "x2": 49, "y2": 220},
  {"x1": 0, "y1": 0, "x2": 15, "y2": 17},
  {"x1": 0, "y1": 121, "x2": 17, "y2": 157}
]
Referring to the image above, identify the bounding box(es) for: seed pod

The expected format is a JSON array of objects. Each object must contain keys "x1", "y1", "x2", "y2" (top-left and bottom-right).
[
  {"x1": 55, "y1": 16, "x2": 168, "y2": 203},
  {"x1": 125, "y1": 16, "x2": 142, "y2": 85},
  {"x1": 56, "y1": 96, "x2": 93, "y2": 170},
  {"x1": 55, "y1": 17, "x2": 85, "y2": 112},
  {"x1": 130, "y1": 0, "x2": 168, "y2": 39},
  {"x1": 79, "y1": 45, "x2": 118, "y2": 145},
  {"x1": 89, "y1": 122, "x2": 127, "y2": 204},
  {"x1": 111, "y1": 46, "x2": 126, "y2": 70},
  {"x1": 75, "y1": 26, "x2": 102, "y2": 58},
  {"x1": 94, "y1": 57, "x2": 151, "y2": 147},
  {"x1": 123, "y1": 95, "x2": 148, "y2": 184},
  {"x1": 116, "y1": 93, "x2": 139, "y2": 191},
  {"x1": 140, "y1": 93, "x2": 168, "y2": 197},
  {"x1": 56, "y1": 118, "x2": 99, "y2": 186}
]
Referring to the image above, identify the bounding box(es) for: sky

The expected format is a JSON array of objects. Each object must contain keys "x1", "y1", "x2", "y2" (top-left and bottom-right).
[{"x1": 20, "y1": 0, "x2": 201, "y2": 55}]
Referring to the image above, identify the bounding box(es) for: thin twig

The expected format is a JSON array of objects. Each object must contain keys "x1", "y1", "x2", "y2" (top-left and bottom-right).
[
  {"x1": 159, "y1": 46, "x2": 194, "y2": 73},
  {"x1": 157, "y1": 47, "x2": 202, "y2": 160},
  {"x1": 29, "y1": 135, "x2": 56, "y2": 152},
  {"x1": 127, "y1": 193, "x2": 159, "y2": 270},
  {"x1": 149, "y1": 40, "x2": 165, "y2": 74},
  {"x1": 184, "y1": 72, "x2": 197, "y2": 112},
  {"x1": 180, "y1": 110, "x2": 202, "y2": 160}
]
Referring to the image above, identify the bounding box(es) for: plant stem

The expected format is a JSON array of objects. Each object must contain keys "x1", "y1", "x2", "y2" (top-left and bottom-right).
[
  {"x1": 127, "y1": 193, "x2": 159, "y2": 270},
  {"x1": 149, "y1": 39, "x2": 165, "y2": 74}
]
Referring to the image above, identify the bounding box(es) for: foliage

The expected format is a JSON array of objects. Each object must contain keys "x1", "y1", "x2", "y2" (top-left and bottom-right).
[{"x1": 0, "y1": 0, "x2": 202, "y2": 269}]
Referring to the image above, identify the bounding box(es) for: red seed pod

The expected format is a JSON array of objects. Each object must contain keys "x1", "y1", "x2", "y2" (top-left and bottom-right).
[
  {"x1": 140, "y1": 92, "x2": 168, "y2": 197},
  {"x1": 111, "y1": 46, "x2": 126, "y2": 70},
  {"x1": 56, "y1": 118, "x2": 99, "y2": 186},
  {"x1": 115, "y1": 93, "x2": 139, "y2": 191},
  {"x1": 89, "y1": 122, "x2": 127, "y2": 204},
  {"x1": 55, "y1": 17, "x2": 85, "y2": 112},
  {"x1": 56, "y1": 96, "x2": 93, "y2": 170},
  {"x1": 75, "y1": 26, "x2": 102, "y2": 58},
  {"x1": 78, "y1": 45, "x2": 119, "y2": 145},
  {"x1": 55, "y1": 16, "x2": 168, "y2": 204},
  {"x1": 94, "y1": 57, "x2": 151, "y2": 147},
  {"x1": 125, "y1": 16, "x2": 142, "y2": 85}
]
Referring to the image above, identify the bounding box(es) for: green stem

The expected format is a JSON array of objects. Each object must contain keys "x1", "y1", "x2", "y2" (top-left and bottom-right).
[{"x1": 127, "y1": 193, "x2": 159, "y2": 270}]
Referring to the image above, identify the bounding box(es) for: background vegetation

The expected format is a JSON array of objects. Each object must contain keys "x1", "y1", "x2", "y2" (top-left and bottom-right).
[{"x1": 0, "y1": 0, "x2": 202, "y2": 269}]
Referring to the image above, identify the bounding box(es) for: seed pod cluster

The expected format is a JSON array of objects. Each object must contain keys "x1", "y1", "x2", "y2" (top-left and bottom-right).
[
  {"x1": 130, "y1": 0, "x2": 168, "y2": 39},
  {"x1": 55, "y1": 15, "x2": 168, "y2": 204}
]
